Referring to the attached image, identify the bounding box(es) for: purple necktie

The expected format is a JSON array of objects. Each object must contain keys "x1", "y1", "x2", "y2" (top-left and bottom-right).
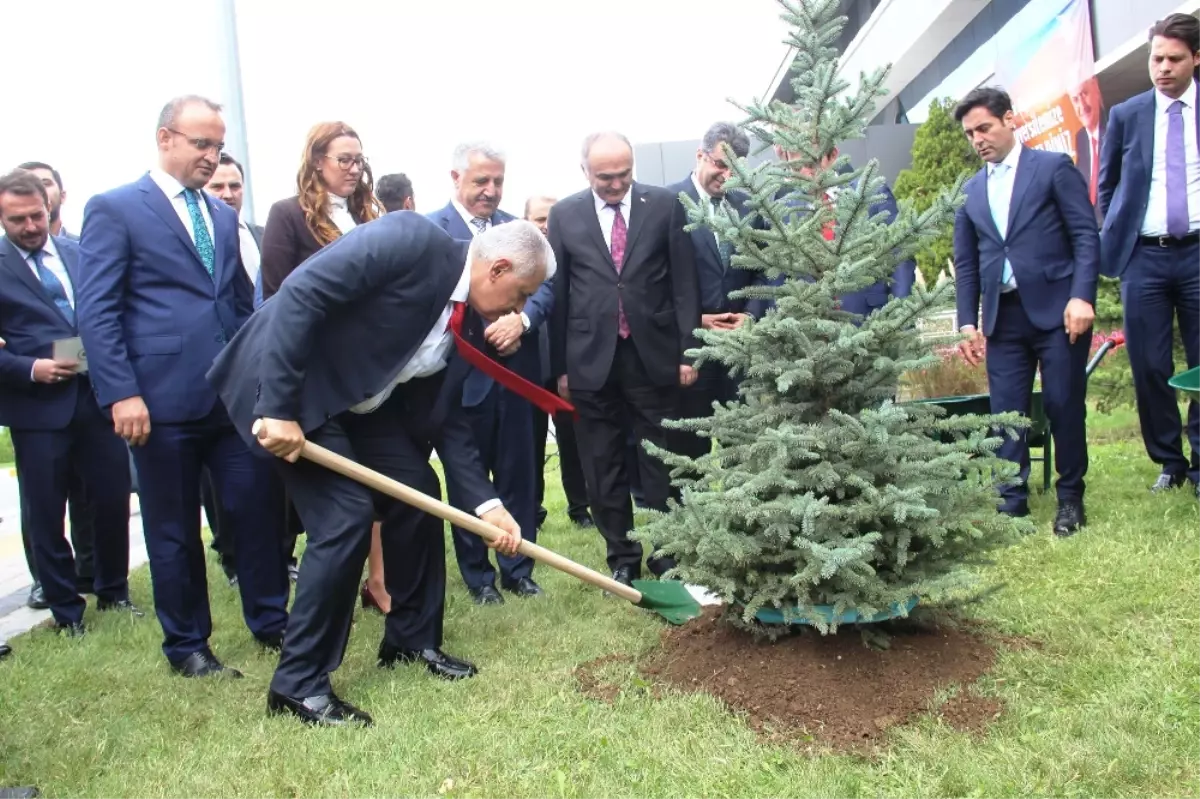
[{"x1": 1166, "y1": 100, "x2": 1190, "y2": 239}]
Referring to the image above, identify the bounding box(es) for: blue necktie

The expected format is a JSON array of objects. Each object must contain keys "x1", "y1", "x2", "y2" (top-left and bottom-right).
[
  {"x1": 1166, "y1": 100, "x2": 1190, "y2": 239},
  {"x1": 183, "y1": 188, "x2": 216, "y2": 277},
  {"x1": 30, "y1": 249, "x2": 75, "y2": 325}
]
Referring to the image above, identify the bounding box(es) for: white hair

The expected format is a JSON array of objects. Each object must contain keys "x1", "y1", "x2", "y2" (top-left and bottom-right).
[
  {"x1": 452, "y1": 141, "x2": 506, "y2": 172},
  {"x1": 468, "y1": 219, "x2": 557, "y2": 281}
]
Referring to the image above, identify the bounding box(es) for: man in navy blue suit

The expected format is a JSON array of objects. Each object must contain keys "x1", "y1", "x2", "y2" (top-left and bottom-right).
[
  {"x1": 208, "y1": 215, "x2": 547, "y2": 727},
  {"x1": 76, "y1": 95, "x2": 290, "y2": 677},
  {"x1": 0, "y1": 169, "x2": 137, "y2": 635},
  {"x1": 1098, "y1": 13, "x2": 1200, "y2": 496},
  {"x1": 428, "y1": 143, "x2": 552, "y2": 603},
  {"x1": 953, "y1": 86, "x2": 1100, "y2": 536}
]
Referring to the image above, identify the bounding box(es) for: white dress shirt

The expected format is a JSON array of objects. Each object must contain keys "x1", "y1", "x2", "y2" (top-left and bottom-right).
[
  {"x1": 149, "y1": 169, "x2": 214, "y2": 246},
  {"x1": 452, "y1": 198, "x2": 491, "y2": 233},
  {"x1": 348, "y1": 263, "x2": 500, "y2": 515},
  {"x1": 987, "y1": 144, "x2": 1022, "y2": 291},
  {"x1": 1141, "y1": 80, "x2": 1200, "y2": 236},
  {"x1": 328, "y1": 194, "x2": 357, "y2": 235},
  {"x1": 13, "y1": 237, "x2": 73, "y2": 382},
  {"x1": 594, "y1": 189, "x2": 631, "y2": 250},
  {"x1": 237, "y1": 220, "x2": 261, "y2": 285},
  {"x1": 691, "y1": 172, "x2": 727, "y2": 247}
]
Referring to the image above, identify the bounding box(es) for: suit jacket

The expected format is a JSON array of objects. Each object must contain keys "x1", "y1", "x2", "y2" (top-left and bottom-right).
[
  {"x1": 953, "y1": 147, "x2": 1100, "y2": 337},
  {"x1": 835, "y1": 179, "x2": 916, "y2": 318},
  {"x1": 549, "y1": 182, "x2": 700, "y2": 392},
  {"x1": 206, "y1": 211, "x2": 495, "y2": 511},
  {"x1": 0, "y1": 236, "x2": 88, "y2": 430},
  {"x1": 426, "y1": 202, "x2": 555, "y2": 404},
  {"x1": 75, "y1": 173, "x2": 250, "y2": 423},
  {"x1": 259, "y1": 196, "x2": 368, "y2": 300},
  {"x1": 1097, "y1": 88, "x2": 1200, "y2": 277},
  {"x1": 665, "y1": 175, "x2": 760, "y2": 315}
]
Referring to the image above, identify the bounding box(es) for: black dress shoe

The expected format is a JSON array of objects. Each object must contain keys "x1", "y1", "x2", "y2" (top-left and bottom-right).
[
  {"x1": 606, "y1": 566, "x2": 637, "y2": 596},
  {"x1": 267, "y1": 690, "x2": 373, "y2": 727},
  {"x1": 26, "y1": 583, "x2": 48, "y2": 611},
  {"x1": 0, "y1": 643, "x2": 12, "y2": 661},
  {"x1": 170, "y1": 649, "x2": 243, "y2": 678},
  {"x1": 255, "y1": 631, "x2": 284, "y2": 652},
  {"x1": 54, "y1": 622, "x2": 86, "y2": 638},
  {"x1": 1000, "y1": 500, "x2": 1030, "y2": 518},
  {"x1": 378, "y1": 642, "x2": 479, "y2": 680},
  {"x1": 75, "y1": 576, "x2": 94, "y2": 595},
  {"x1": 1151, "y1": 472, "x2": 1187, "y2": 493},
  {"x1": 1053, "y1": 501, "x2": 1086, "y2": 537},
  {"x1": 502, "y1": 577, "x2": 543, "y2": 597},
  {"x1": 97, "y1": 598, "x2": 145, "y2": 617},
  {"x1": 570, "y1": 513, "x2": 596, "y2": 529},
  {"x1": 468, "y1": 584, "x2": 505, "y2": 605},
  {"x1": 647, "y1": 556, "x2": 677, "y2": 577}
]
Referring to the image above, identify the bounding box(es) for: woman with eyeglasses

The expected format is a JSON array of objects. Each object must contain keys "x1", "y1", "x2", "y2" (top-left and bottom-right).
[{"x1": 259, "y1": 122, "x2": 390, "y2": 611}]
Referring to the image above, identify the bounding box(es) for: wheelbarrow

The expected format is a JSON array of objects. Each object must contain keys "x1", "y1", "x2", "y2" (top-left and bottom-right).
[
  {"x1": 1168, "y1": 365, "x2": 1200, "y2": 399},
  {"x1": 910, "y1": 334, "x2": 1122, "y2": 493}
]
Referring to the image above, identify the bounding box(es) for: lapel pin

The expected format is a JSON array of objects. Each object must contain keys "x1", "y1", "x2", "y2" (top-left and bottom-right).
[{"x1": 639, "y1": 197, "x2": 646, "y2": 203}]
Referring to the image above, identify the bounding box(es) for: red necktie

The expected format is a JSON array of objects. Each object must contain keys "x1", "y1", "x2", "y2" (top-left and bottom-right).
[
  {"x1": 449, "y1": 302, "x2": 575, "y2": 417},
  {"x1": 608, "y1": 203, "x2": 631, "y2": 339},
  {"x1": 821, "y1": 193, "x2": 835, "y2": 241}
]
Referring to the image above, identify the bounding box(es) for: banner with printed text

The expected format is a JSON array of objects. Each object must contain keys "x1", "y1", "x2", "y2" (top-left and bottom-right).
[{"x1": 994, "y1": 0, "x2": 1105, "y2": 208}]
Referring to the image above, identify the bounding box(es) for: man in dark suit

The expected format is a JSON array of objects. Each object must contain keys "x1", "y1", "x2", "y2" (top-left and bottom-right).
[
  {"x1": 550, "y1": 131, "x2": 700, "y2": 585},
  {"x1": 76, "y1": 95, "x2": 290, "y2": 677},
  {"x1": 527, "y1": 195, "x2": 595, "y2": 530},
  {"x1": 1098, "y1": 13, "x2": 1200, "y2": 496},
  {"x1": 377, "y1": 173, "x2": 415, "y2": 213},
  {"x1": 15, "y1": 161, "x2": 94, "y2": 606},
  {"x1": 427, "y1": 142, "x2": 553, "y2": 603},
  {"x1": 953, "y1": 86, "x2": 1100, "y2": 536},
  {"x1": 0, "y1": 169, "x2": 137, "y2": 635},
  {"x1": 208, "y1": 214, "x2": 548, "y2": 726},
  {"x1": 666, "y1": 121, "x2": 772, "y2": 461},
  {"x1": 203, "y1": 151, "x2": 266, "y2": 585},
  {"x1": 1070, "y1": 77, "x2": 1106, "y2": 221}
]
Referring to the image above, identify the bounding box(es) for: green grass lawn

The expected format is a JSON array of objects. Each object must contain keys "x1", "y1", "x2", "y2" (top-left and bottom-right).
[{"x1": 1, "y1": 410, "x2": 1197, "y2": 798}]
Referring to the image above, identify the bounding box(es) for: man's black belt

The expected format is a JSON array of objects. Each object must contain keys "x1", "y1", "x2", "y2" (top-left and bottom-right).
[{"x1": 1139, "y1": 231, "x2": 1200, "y2": 248}]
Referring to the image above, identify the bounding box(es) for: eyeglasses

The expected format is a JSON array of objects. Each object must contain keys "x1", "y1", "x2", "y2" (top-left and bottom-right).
[
  {"x1": 167, "y1": 129, "x2": 224, "y2": 154},
  {"x1": 702, "y1": 152, "x2": 731, "y2": 171},
  {"x1": 325, "y1": 154, "x2": 368, "y2": 171}
]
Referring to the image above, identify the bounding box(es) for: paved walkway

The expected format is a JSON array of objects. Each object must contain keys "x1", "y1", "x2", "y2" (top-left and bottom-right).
[{"x1": 0, "y1": 469, "x2": 149, "y2": 642}]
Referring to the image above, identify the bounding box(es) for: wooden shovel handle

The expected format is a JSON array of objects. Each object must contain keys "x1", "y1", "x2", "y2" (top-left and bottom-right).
[{"x1": 290, "y1": 436, "x2": 643, "y2": 604}]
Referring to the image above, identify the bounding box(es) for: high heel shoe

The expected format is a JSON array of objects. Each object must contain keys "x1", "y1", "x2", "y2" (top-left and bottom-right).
[{"x1": 360, "y1": 581, "x2": 386, "y2": 614}]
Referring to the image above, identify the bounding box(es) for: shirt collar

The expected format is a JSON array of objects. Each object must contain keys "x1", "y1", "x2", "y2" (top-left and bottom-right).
[
  {"x1": 451, "y1": 198, "x2": 490, "y2": 231},
  {"x1": 149, "y1": 168, "x2": 188, "y2": 201},
  {"x1": 989, "y1": 144, "x2": 1022, "y2": 175},
  {"x1": 328, "y1": 193, "x2": 349, "y2": 210},
  {"x1": 593, "y1": 188, "x2": 630, "y2": 213},
  {"x1": 12, "y1": 235, "x2": 60, "y2": 261},
  {"x1": 1156, "y1": 79, "x2": 1197, "y2": 113}
]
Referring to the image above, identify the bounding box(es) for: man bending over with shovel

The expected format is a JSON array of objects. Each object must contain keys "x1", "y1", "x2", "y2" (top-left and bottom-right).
[{"x1": 208, "y1": 213, "x2": 556, "y2": 727}]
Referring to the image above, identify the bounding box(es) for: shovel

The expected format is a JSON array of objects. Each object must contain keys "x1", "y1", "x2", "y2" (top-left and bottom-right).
[{"x1": 261, "y1": 427, "x2": 702, "y2": 625}]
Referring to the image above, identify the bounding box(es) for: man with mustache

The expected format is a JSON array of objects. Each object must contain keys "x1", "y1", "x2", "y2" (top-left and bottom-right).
[
  {"x1": 428, "y1": 144, "x2": 552, "y2": 603},
  {"x1": 76, "y1": 95, "x2": 290, "y2": 678}
]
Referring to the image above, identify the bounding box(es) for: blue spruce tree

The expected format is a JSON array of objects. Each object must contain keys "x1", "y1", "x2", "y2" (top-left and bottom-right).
[{"x1": 635, "y1": 0, "x2": 1032, "y2": 633}]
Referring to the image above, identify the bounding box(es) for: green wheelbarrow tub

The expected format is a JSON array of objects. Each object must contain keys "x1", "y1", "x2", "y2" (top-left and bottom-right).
[{"x1": 1169, "y1": 366, "x2": 1200, "y2": 398}]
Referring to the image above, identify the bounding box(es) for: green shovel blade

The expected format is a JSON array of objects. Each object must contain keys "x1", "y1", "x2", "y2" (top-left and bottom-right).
[
  {"x1": 632, "y1": 579, "x2": 703, "y2": 625},
  {"x1": 1169, "y1": 366, "x2": 1200, "y2": 398}
]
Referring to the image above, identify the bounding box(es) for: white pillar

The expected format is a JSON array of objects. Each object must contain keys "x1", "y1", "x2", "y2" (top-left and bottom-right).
[{"x1": 215, "y1": 0, "x2": 255, "y2": 222}]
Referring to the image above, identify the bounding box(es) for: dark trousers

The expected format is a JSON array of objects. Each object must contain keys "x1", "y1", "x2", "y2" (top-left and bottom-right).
[
  {"x1": 451, "y1": 386, "x2": 538, "y2": 589},
  {"x1": 22, "y1": 482, "x2": 94, "y2": 589},
  {"x1": 571, "y1": 338, "x2": 678, "y2": 573},
  {"x1": 270, "y1": 382, "x2": 446, "y2": 699},
  {"x1": 132, "y1": 403, "x2": 289, "y2": 663},
  {"x1": 670, "y1": 361, "x2": 737, "y2": 461},
  {"x1": 533, "y1": 379, "x2": 591, "y2": 520},
  {"x1": 1122, "y1": 240, "x2": 1200, "y2": 484},
  {"x1": 9, "y1": 382, "x2": 130, "y2": 627},
  {"x1": 200, "y1": 466, "x2": 233, "y2": 575},
  {"x1": 987, "y1": 291, "x2": 1091, "y2": 508}
]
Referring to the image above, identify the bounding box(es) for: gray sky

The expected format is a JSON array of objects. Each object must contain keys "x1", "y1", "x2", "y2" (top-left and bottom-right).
[{"x1": 1, "y1": 0, "x2": 791, "y2": 229}]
